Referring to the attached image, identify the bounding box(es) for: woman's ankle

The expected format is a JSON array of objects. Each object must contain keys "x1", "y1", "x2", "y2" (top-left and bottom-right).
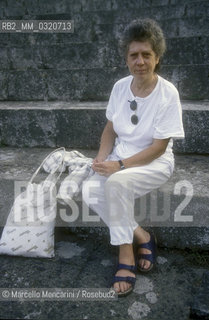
[
  {"x1": 134, "y1": 227, "x2": 150, "y2": 244},
  {"x1": 119, "y1": 244, "x2": 135, "y2": 265}
]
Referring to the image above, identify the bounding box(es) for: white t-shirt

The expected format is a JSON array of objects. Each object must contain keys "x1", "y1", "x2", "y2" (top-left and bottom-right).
[{"x1": 106, "y1": 75, "x2": 185, "y2": 165}]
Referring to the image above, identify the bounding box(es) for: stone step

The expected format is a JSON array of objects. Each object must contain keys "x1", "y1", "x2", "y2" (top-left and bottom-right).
[
  {"x1": 0, "y1": 37, "x2": 208, "y2": 71},
  {"x1": 0, "y1": 67, "x2": 208, "y2": 101},
  {"x1": 2, "y1": 4, "x2": 209, "y2": 40},
  {"x1": 0, "y1": 67, "x2": 208, "y2": 102},
  {"x1": 0, "y1": 101, "x2": 209, "y2": 153},
  {"x1": 0, "y1": 147, "x2": 208, "y2": 250},
  {"x1": 0, "y1": 1, "x2": 208, "y2": 101},
  {"x1": 0, "y1": 66, "x2": 208, "y2": 101}
]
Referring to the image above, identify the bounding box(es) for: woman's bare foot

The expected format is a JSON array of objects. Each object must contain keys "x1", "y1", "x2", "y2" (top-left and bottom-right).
[{"x1": 113, "y1": 244, "x2": 136, "y2": 294}]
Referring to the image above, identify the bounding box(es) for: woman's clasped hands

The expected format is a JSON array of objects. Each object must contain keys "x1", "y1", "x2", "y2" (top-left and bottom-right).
[{"x1": 92, "y1": 158, "x2": 120, "y2": 177}]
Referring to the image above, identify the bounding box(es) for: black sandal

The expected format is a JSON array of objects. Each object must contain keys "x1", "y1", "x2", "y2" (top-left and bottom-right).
[
  {"x1": 137, "y1": 233, "x2": 157, "y2": 272},
  {"x1": 111, "y1": 263, "x2": 136, "y2": 297}
]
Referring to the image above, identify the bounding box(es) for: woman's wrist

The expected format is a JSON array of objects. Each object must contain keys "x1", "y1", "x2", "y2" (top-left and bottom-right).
[
  {"x1": 94, "y1": 153, "x2": 107, "y2": 162},
  {"x1": 118, "y1": 159, "x2": 125, "y2": 170}
]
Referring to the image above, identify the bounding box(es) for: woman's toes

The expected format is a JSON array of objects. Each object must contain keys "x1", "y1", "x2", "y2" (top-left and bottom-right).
[
  {"x1": 139, "y1": 258, "x2": 150, "y2": 270},
  {"x1": 119, "y1": 282, "x2": 127, "y2": 293},
  {"x1": 113, "y1": 271, "x2": 135, "y2": 294},
  {"x1": 122, "y1": 282, "x2": 128, "y2": 293},
  {"x1": 113, "y1": 283, "x2": 120, "y2": 293}
]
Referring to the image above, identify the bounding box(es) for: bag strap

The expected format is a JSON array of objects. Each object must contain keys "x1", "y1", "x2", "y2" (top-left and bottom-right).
[{"x1": 29, "y1": 147, "x2": 66, "y2": 184}]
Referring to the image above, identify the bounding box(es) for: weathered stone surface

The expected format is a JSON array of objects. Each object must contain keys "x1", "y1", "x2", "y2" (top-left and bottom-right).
[
  {"x1": 0, "y1": 47, "x2": 9, "y2": 70},
  {"x1": 159, "y1": 66, "x2": 209, "y2": 100},
  {"x1": 164, "y1": 37, "x2": 209, "y2": 65},
  {"x1": 40, "y1": 43, "x2": 106, "y2": 69},
  {"x1": 3, "y1": 36, "x2": 208, "y2": 71},
  {"x1": 9, "y1": 47, "x2": 43, "y2": 70},
  {"x1": 159, "y1": 65, "x2": 180, "y2": 89},
  {"x1": 0, "y1": 101, "x2": 208, "y2": 153},
  {"x1": 178, "y1": 66, "x2": 209, "y2": 100},
  {"x1": 39, "y1": 68, "x2": 127, "y2": 101},
  {"x1": 0, "y1": 228, "x2": 208, "y2": 320},
  {"x1": 0, "y1": 0, "x2": 6, "y2": 19},
  {"x1": 161, "y1": 17, "x2": 209, "y2": 38},
  {"x1": 4, "y1": 0, "x2": 26, "y2": 17},
  {"x1": 0, "y1": 33, "x2": 10, "y2": 46},
  {"x1": 190, "y1": 271, "x2": 209, "y2": 319},
  {"x1": 0, "y1": 72, "x2": 8, "y2": 100},
  {"x1": 174, "y1": 104, "x2": 209, "y2": 153},
  {"x1": 7, "y1": 70, "x2": 46, "y2": 100},
  {"x1": 46, "y1": 69, "x2": 88, "y2": 101},
  {"x1": 0, "y1": 0, "x2": 208, "y2": 100}
]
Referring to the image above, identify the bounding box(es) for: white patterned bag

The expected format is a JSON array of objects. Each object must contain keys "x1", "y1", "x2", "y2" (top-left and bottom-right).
[{"x1": 0, "y1": 148, "x2": 65, "y2": 258}]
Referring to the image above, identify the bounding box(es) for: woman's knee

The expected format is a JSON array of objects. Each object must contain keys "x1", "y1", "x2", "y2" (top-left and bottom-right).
[
  {"x1": 82, "y1": 177, "x2": 104, "y2": 206},
  {"x1": 105, "y1": 172, "x2": 131, "y2": 193}
]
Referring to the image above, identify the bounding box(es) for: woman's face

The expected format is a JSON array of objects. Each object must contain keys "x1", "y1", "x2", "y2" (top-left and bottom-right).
[{"x1": 126, "y1": 41, "x2": 159, "y2": 81}]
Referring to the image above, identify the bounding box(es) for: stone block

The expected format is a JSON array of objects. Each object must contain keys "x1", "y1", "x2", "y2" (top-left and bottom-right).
[
  {"x1": 7, "y1": 70, "x2": 46, "y2": 100},
  {"x1": 0, "y1": 108, "x2": 57, "y2": 147},
  {"x1": 160, "y1": 65, "x2": 209, "y2": 100},
  {"x1": 0, "y1": 0, "x2": 7, "y2": 18},
  {"x1": 0, "y1": 34, "x2": 10, "y2": 46},
  {"x1": 169, "y1": 0, "x2": 208, "y2": 8},
  {"x1": 81, "y1": 67, "x2": 128, "y2": 101},
  {"x1": 4, "y1": 0, "x2": 26, "y2": 18},
  {"x1": 6, "y1": 33, "x2": 33, "y2": 47},
  {"x1": 175, "y1": 104, "x2": 209, "y2": 153},
  {"x1": 113, "y1": 9, "x2": 152, "y2": 25},
  {"x1": 164, "y1": 37, "x2": 209, "y2": 66},
  {"x1": 185, "y1": 1, "x2": 209, "y2": 18},
  {"x1": 55, "y1": 108, "x2": 106, "y2": 148},
  {"x1": 150, "y1": 1, "x2": 209, "y2": 20},
  {"x1": 46, "y1": 67, "x2": 128, "y2": 101},
  {"x1": 46, "y1": 69, "x2": 88, "y2": 101},
  {"x1": 0, "y1": 48, "x2": 9, "y2": 70},
  {"x1": 9, "y1": 47, "x2": 43, "y2": 70},
  {"x1": 158, "y1": 65, "x2": 180, "y2": 90},
  {"x1": 27, "y1": 33, "x2": 61, "y2": 46},
  {"x1": 40, "y1": 43, "x2": 107, "y2": 70},
  {"x1": 190, "y1": 271, "x2": 209, "y2": 319},
  {"x1": 22, "y1": 0, "x2": 40, "y2": 15},
  {"x1": 0, "y1": 72, "x2": 8, "y2": 100},
  {"x1": 149, "y1": 4, "x2": 186, "y2": 20},
  {"x1": 30, "y1": 1, "x2": 67, "y2": 16},
  {"x1": 161, "y1": 17, "x2": 209, "y2": 38},
  {"x1": 178, "y1": 17, "x2": 209, "y2": 38},
  {"x1": 148, "y1": 0, "x2": 169, "y2": 5},
  {"x1": 179, "y1": 66, "x2": 209, "y2": 100},
  {"x1": 0, "y1": 101, "x2": 208, "y2": 153}
]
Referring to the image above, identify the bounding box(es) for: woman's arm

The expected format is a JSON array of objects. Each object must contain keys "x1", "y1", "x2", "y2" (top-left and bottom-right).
[
  {"x1": 93, "y1": 138, "x2": 170, "y2": 176},
  {"x1": 122, "y1": 138, "x2": 170, "y2": 168},
  {"x1": 92, "y1": 120, "x2": 117, "y2": 168}
]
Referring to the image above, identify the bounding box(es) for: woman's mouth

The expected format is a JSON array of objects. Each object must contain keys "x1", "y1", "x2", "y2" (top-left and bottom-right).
[{"x1": 135, "y1": 70, "x2": 146, "y2": 74}]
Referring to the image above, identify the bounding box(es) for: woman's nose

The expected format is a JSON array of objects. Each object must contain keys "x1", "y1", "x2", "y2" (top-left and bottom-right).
[{"x1": 136, "y1": 55, "x2": 144, "y2": 65}]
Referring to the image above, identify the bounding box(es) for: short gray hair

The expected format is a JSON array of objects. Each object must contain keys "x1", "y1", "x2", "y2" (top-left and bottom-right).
[{"x1": 119, "y1": 18, "x2": 166, "y2": 70}]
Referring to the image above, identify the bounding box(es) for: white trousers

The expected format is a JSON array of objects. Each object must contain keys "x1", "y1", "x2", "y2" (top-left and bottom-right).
[{"x1": 82, "y1": 157, "x2": 173, "y2": 246}]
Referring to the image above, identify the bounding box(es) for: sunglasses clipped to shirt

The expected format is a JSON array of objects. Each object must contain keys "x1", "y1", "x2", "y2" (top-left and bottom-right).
[{"x1": 128, "y1": 100, "x2": 139, "y2": 125}]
